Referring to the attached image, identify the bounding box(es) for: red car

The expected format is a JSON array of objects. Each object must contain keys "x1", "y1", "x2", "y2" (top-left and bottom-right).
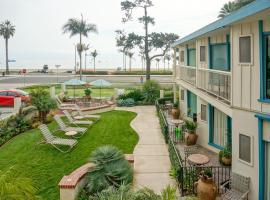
[{"x1": 0, "y1": 89, "x2": 30, "y2": 107}]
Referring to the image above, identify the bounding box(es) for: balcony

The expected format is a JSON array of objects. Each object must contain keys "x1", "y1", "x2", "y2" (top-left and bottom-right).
[
  {"x1": 179, "y1": 66, "x2": 196, "y2": 86},
  {"x1": 197, "y1": 68, "x2": 231, "y2": 103}
]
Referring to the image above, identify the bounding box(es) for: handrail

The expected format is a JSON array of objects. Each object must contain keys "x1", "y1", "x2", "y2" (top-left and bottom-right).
[{"x1": 198, "y1": 67, "x2": 231, "y2": 75}]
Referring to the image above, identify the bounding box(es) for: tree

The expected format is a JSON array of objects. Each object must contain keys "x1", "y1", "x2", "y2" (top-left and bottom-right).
[
  {"x1": 84, "y1": 44, "x2": 90, "y2": 70},
  {"x1": 62, "y1": 15, "x2": 97, "y2": 80},
  {"x1": 0, "y1": 167, "x2": 40, "y2": 199},
  {"x1": 218, "y1": 0, "x2": 254, "y2": 18},
  {"x1": 119, "y1": 0, "x2": 179, "y2": 80},
  {"x1": 127, "y1": 52, "x2": 134, "y2": 71},
  {"x1": 91, "y1": 49, "x2": 98, "y2": 72},
  {"x1": 155, "y1": 57, "x2": 160, "y2": 71},
  {"x1": 164, "y1": 54, "x2": 171, "y2": 71},
  {"x1": 0, "y1": 20, "x2": 15, "y2": 74},
  {"x1": 30, "y1": 88, "x2": 57, "y2": 123}
]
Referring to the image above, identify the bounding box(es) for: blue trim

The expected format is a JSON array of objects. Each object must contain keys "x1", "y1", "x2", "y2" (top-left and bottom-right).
[
  {"x1": 186, "y1": 45, "x2": 189, "y2": 66},
  {"x1": 226, "y1": 34, "x2": 231, "y2": 71},
  {"x1": 172, "y1": 0, "x2": 270, "y2": 46},
  {"x1": 208, "y1": 142, "x2": 224, "y2": 150},
  {"x1": 227, "y1": 116, "x2": 232, "y2": 147},
  {"x1": 208, "y1": 104, "x2": 213, "y2": 143},
  {"x1": 255, "y1": 113, "x2": 270, "y2": 121},
  {"x1": 208, "y1": 37, "x2": 211, "y2": 68},
  {"x1": 259, "y1": 20, "x2": 264, "y2": 100},
  {"x1": 258, "y1": 98, "x2": 270, "y2": 104},
  {"x1": 257, "y1": 118, "x2": 265, "y2": 200},
  {"x1": 187, "y1": 90, "x2": 197, "y2": 117}
]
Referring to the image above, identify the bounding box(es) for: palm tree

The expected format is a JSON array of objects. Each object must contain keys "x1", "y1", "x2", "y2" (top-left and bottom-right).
[
  {"x1": 0, "y1": 20, "x2": 15, "y2": 74},
  {"x1": 127, "y1": 52, "x2": 134, "y2": 72},
  {"x1": 83, "y1": 44, "x2": 90, "y2": 70},
  {"x1": 91, "y1": 49, "x2": 98, "y2": 71},
  {"x1": 218, "y1": 0, "x2": 254, "y2": 18},
  {"x1": 62, "y1": 15, "x2": 97, "y2": 80},
  {"x1": 155, "y1": 58, "x2": 161, "y2": 71}
]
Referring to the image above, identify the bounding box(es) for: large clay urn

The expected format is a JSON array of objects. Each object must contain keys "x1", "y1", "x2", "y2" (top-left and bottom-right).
[
  {"x1": 185, "y1": 131, "x2": 198, "y2": 146},
  {"x1": 222, "y1": 156, "x2": 232, "y2": 166},
  {"x1": 195, "y1": 176, "x2": 217, "y2": 200},
  {"x1": 172, "y1": 108, "x2": 180, "y2": 119}
]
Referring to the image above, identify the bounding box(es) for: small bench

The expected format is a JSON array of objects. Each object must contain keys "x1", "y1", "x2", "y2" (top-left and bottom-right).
[{"x1": 59, "y1": 154, "x2": 134, "y2": 200}]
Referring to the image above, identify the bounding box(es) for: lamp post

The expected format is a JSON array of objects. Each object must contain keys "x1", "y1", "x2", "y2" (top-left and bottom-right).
[
  {"x1": 74, "y1": 44, "x2": 77, "y2": 73},
  {"x1": 55, "y1": 65, "x2": 61, "y2": 84}
]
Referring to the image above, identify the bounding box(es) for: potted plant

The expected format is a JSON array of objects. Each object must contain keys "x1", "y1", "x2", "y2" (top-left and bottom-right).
[
  {"x1": 171, "y1": 101, "x2": 180, "y2": 119},
  {"x1": 184, "y1": 120, "x2": 198, "y2": 146},
  {"x1": 220, "y1": 146, "x2": 232, "y2": 166},
  {"x1": 84, "y1": 88, "x2": 92, "y2": 101},
  {"x1": 195, "y1": 168, "x2": 217, "y2": 200}
]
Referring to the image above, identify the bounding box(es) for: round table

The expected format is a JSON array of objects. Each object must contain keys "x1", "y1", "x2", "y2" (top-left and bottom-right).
[
  {"x1": 65, "y1": 131, "x2": 78, "y2": 136},
  {"x1": 187, "y1": 153, "x2": 210, "y2": 166},
  {"x1": 171, "y1": 119, "x2": 184, "y2": 125}
]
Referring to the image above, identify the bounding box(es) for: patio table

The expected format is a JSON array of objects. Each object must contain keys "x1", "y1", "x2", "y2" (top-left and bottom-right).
[
  {"x1": 187, "y1": 153, "x2": 210, "y2": 166},
  {"x1": 65, "y1": 131, "x2": 78, "y2": 136}
]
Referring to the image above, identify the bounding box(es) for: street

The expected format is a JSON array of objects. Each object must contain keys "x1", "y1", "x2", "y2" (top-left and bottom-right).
[{"x1": 0, "y1": 74, "x2": 173, "y2": 89}]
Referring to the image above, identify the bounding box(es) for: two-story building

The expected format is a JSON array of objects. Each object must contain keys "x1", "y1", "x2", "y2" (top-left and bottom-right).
[{"x1": 172, "y1": 0, "x2": 270, "y2": 199}]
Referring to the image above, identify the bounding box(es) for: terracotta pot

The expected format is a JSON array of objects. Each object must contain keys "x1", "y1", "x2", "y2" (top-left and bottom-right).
[
  {"x1": 222, "y1": 157, "x2": 232, "y2": 166},
  {"x1": 172, "y1": 108, "x2": 180, "y2": 119},
  {"x1": 185, "y1": 132, "x2": 198, "y2": 146},
  {"x1": 195, "y1": 177, "x2": 217, "y2": 200}
]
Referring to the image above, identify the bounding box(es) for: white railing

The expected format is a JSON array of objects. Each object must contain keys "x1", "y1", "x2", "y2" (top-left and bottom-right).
[
  {"x1": 179, "y1": 66, "x2": 196, "y2": 86},
  {"x1": 197, "y1": 68, "x2": 231, "y2": 103}
]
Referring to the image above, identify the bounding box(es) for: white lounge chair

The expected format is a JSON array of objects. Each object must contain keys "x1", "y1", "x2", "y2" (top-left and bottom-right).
[
  {"x1": 54, "y1": 115, "x2": 87, "y2": 134},
  {"x1": 63, "y1": 110, "x2": 93, "y2": 125},
  {"x1": 74, "y1": 104, "x2": 100, "y2": 119},
  {"x1": 56, "y1": 96, "x2": 77, "y2": 109},
  {"x1": 39, "y1": 124, "x2": 77, "y2": 153}
]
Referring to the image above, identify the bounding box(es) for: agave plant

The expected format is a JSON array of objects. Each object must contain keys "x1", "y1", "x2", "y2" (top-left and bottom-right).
[
  {"x1": 0, "y1": 167, "x2": 39, "y2": 199},
  {"x1": 86, "y1": 146, "x2": 133, "y2": 194}
]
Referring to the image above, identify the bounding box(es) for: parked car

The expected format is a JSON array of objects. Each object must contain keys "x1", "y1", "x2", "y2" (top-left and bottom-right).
[{"x1": 0, "y1": 89, "x2": 30, "y2": 107}]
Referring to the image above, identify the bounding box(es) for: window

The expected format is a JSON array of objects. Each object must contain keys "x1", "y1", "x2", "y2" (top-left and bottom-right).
[
  {"x1": 209, "y1": 105, "x2": 231, "y2": 149},
  {"x1": 201, "y1": 104, "x2": 207, "y2": 121},
  {"x1": 200, "y1": 46, "x2": 206, "y2": 62},
  {"x1": 266, "y1": 143, "x2": 270, "y2": 200},
  {"x1": 180, "y1": 90, "x2": 184, "y2": 101},
  {"x1": 0, "y1": 92, "x2": 7, "y2": 96},
  {"x1": 239, "y1": 134, "x2": 252, "y2": 164},
  {"x1": 239, "y1": 36, "x2": 251, "y2": 63},
  {"x1": 187, "y1": 91, "x2": 197, "y2": 118},
  {"x1": 210, "y1": 44, "x2": 229, "y2": 71},
  {"x1": 7, "y1": 92, "x2": 17, "y2": 97},
  {"x1": 188, "y1": 49, "x2": 196, "y2": 67},
  {"x1": 180, "y1": 50, "x2": 185, "y2": 62},
  {"x1": 265, "y1": 35, "x2": 270, "y2": 99}
]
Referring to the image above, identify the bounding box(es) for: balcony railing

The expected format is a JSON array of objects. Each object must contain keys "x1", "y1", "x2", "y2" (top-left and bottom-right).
[
  {"x1": 197, "y1": 68, "x2": 231, "y2": 103},
  {"x1": 179, "y1": 66, "x2": 196, "y2": 85}
]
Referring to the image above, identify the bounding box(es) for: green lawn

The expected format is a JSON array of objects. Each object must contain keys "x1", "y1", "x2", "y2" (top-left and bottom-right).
[{"x1": 0, "y1": 110, "x2": 138, "y2": 200}]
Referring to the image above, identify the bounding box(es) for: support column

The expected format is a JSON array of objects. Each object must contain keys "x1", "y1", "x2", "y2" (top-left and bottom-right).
[
  {"x1": 50, "y1": 86, "x2": 56, "y2": 99},
  {"x1": 61, "y1": 83, "x2": 66, "y2": 93},
  {"x1": 173, "y1": 83, "x2": 177, "y2": 103}
]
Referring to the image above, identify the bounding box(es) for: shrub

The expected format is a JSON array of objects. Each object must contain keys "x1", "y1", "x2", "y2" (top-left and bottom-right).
[
  {"x1": 117, "y1": 89, "x2": 144, "y2": 102},
  {"x1": 117, "y1": 98, "x2": 135, "y2": 107},
  {"x1": 184, "y1": 120, "x2": 198, "y2": 133},
  {"x1": 142, "y1": 80, "x2": 160, "y2": 104},
  {"x1": 85, "y1": 146, "x2": 133, "y2": 194},
  {"x1": 84, "y1": 88, "x2": 92, "y2": 96}
]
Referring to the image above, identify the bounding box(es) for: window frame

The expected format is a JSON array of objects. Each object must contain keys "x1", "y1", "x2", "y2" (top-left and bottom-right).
[
  {"x1": 200, "y1": 104, "x2": 207, "y2": 122},
  {"x1": 180, "y1": 89, "x2": 184, "y2": 101},
  {"x1": 238, "y1": 34, "x2": 253, "y2": 65},
  {"x1": 180, "y1": 50, "x2": 185, "y2": 63},
  {"x1": 200, "y1": 46, "x2": 206, "y2": 62},
  {"x1": 238, "y1": 133, "x2": 254, "y2": 166}
]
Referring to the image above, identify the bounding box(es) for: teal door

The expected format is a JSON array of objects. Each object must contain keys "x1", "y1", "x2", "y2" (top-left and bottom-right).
[{"x1": 187, "y1": 91, "x2": 197, "y2": 118}]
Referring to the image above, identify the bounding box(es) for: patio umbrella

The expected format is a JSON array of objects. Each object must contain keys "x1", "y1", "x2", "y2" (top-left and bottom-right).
[
  {"x1": 90, "y1": 79, "x2": 112, "y2": 99},
  {"x1": 64, "y1": 79, "x2": 86, "y2": 102}
]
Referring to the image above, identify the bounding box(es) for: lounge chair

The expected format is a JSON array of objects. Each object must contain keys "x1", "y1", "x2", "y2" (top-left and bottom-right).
[
  {"x1": 39, "y1": 124, "x2": 77, "y2": 153},
  {"x1": 56, "y1": 96, "x2": 76, "y2": 109},
  {"x1": 63, "y1": 110, "x2": 93, "y2": 125},
  {"x1": 54, "y1": 115, "x2": 87, "y2": 136},
  {"x1": 73, "y1": 104, "x2": 100, "y2": 119},
  {"x1": 221, "y1": 172, "x2": 250, "y2": 200}
]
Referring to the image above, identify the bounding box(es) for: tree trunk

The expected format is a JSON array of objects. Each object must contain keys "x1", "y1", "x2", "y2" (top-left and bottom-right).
[
  {"x1": 144, "y1": 6, "x2": 150, "y2": 80},
  {"x1": 85, "y1": 51, "x2": 87, "y2": 70},
  {"x1": 79, "y1": 33, "x2": 82, "y2": 80},
  {"x1": 5, "y1": 38, "x2": 9, "y2": 74},
  {"x1": 94, "y1": 57, "x2": 96, "y2": 72},
  {"x1": 129, "y1": 56, "x2": 131, "y2": 72}
]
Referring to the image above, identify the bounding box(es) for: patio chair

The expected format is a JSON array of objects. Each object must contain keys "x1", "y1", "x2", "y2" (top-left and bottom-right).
[
  {"x1": 54, "y1": 115, "x2": 87, "y2": 136},
  {"x1": 221, "y1": 172, "x2": 250, "y2": 200},
  {"x1": 55, "y1": 96, "x2": 77, "y2": 109},
  {"x1": 63, "y1": 110, "x2": 93, "y2": 125},
  {"x1": 184, "y1": 145, "x2": 199, "y2": 165},
  {"x1": 74, "y1": 104, "x2": 100, "y2": 119},
  {"x1": 38, "y1": 124, "x2": 77, "y2": 153}
]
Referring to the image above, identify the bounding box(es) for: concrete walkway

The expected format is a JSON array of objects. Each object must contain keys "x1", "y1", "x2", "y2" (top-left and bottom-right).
[{"x1": 116, "y1": 106, "x2": 175, "y2": 194}]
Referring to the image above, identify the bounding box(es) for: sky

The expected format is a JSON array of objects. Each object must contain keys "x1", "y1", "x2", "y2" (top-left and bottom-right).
[{"x1": 0, "y1": 0, "x2": 229, "y2": 70}]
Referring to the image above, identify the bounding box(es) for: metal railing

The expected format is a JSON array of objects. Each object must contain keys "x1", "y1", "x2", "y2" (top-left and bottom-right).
[
  {"x1": 179, "y1": 66, "x2": 196, "y2": 85},
  {"x1": 155, "y1": 99, "x2": 231, "y2": 197},
  {"x1": 197, "y1": 68, "x2": 231, "y2": 103}
]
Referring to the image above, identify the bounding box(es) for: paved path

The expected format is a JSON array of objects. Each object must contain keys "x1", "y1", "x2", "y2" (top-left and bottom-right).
[{"x1": 116, "y1": 106, "x2": 175, "y2": 194}]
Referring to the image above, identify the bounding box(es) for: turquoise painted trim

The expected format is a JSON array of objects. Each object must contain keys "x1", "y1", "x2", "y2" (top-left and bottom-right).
[
  {"x1": 259, "y1": 20, "x2": 264, "y2": 100},
  {"x1": 257, "y1": 118, "x2": 265, "y2": 200},
  {"x1": 255, "y1": 113, "x2": 270, "y2": 121},
  {"x1": 172, "y1": 0, "x2": 270, "y2": 47},
  {"x1": 208, "y1": 37, "x2": 211, "y2": 68},
  {"x1": 186, "y1": 45, "x2": 189, "y2": 66},
  {"x1": 258, "y1": 98, "x2": 270, "y2": 104},
  {"x1": 226, "y1": 34, "x2": 231, "y2": 71},
  {"x1": 208, "y1": 142, "x2": 224, "y2": 150},
  {"x1": 227, "y1": 116, "x2": 232, "y2": 147},
  {"x1": 208, "y1": 104, "x2": 213, "y2": 144}
]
